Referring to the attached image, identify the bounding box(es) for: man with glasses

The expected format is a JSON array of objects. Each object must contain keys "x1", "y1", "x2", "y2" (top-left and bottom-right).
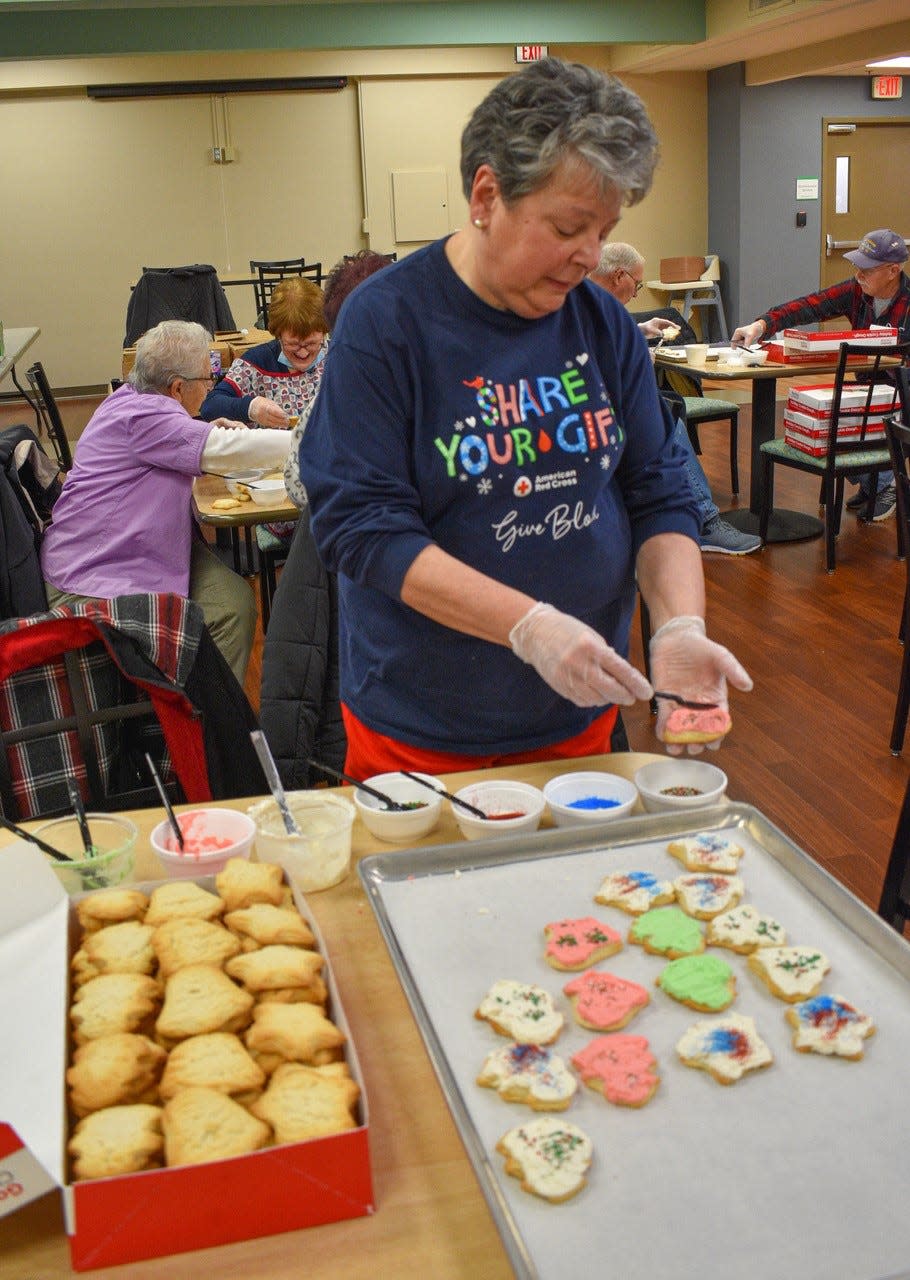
[
  {"x1": 732, "y1": 228, "x2": 910, "y2": 521},
  {"x1": 41, "y1": 320, "x2": 291, "y2": 683}
]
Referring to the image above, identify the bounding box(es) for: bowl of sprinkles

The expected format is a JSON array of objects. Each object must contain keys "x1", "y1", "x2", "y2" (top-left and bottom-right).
[
  {"x1": 543, "y1": 771, "x2": 638, "y2": 827},
  {"x1": 450, "y1": 779, "x2": 546, "y2": 841},
  {"x1": 353, "y1": 771, "x2": 443, "y2": 843},
  {"x1": 634, "y1": 759, "x2": 728, "y2": 813}
]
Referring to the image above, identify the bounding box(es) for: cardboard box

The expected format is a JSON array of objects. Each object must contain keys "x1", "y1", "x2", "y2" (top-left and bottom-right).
[
  {"x1": 783, "y1": 419, "x2": 887, "y2": 456},
  {"x1": 786, "y1": 382, "x2": 898, "y2": 415},
  {"x1": 782, "y1": 326, "x2": 898, "y2": 353},
  {"x1": 0, "y1": 844, "x2": 373, "y2": 1271},
  {"x1": 659, "y1": 256, "x2": 705, "y2": 283}
]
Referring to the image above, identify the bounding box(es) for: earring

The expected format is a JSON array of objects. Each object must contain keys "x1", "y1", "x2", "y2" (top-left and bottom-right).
[{"x1": 472, "y1": 218, "x2": 486, "y2": 229}]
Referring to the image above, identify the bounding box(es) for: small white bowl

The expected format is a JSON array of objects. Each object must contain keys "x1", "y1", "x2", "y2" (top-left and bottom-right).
[
  {"x1": 634, "y1": 759, "x2": 728, "y2": 813},
  {"x1": 224, "y1": 469, "x2": 265, "y2": 496},
  {"x1": 248, "y1": 477, "x2": 288, "y2": 506},
  {"x1": 742, "y1": 348, "x2": 769, "y2": 366},
  {"x1": 354, "y1": 772, "x2": 443, "y2": 843},
  {"x1": 543, "y1": 771, "x2": 638, "y2": 827},
  {"x1": 150, "y1": 807, "x2": 256, "y2": 878},
  {"x1": 451, "y1": 779, "x2": 546, "y2": 841}
]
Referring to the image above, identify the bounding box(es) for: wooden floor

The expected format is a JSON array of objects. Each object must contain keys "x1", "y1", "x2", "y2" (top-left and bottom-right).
[{"x1": 244, "y1": 400, "x2": 907, "y2": 920}]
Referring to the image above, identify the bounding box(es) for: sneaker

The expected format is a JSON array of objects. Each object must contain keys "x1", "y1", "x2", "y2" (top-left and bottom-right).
[
  {"x1": 870, "y1": 484, "x2": 897, "y2": 522},
  {"x1": 699, "y1": 516, "x2": 762, "y2": 555},
  {"x1": 846, "y1": 490, "x2": 870, "y2": 512}
]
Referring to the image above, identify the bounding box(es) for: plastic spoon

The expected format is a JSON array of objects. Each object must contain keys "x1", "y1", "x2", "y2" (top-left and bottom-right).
[
  {"x1": 306, "y1": 757, "x2": 409, "y2": 811},
  {"x1": 397, "y1": 770, "x2": 490, "y2": 821},
  {"x1": 66, "y1": 778, "x2": 95, "y2": 858},
  {"x1": 251, "y1": 730, "x2": 303, "y2": 835},
  {"x1": 144, "y1": 753, "x2": 184, "y2": 850},
  {"x1": 0, "y1": 813, "x2": 72, "y2": 862}
]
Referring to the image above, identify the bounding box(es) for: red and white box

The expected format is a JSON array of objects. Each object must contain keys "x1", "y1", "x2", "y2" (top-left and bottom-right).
[
  {"x1": 783, "y1": 382, "x2": 897, "y2": 456},
  {"x1": 0, "y1": 843, "x2": 373, "y2": 1271},
  {"x1": 782, "y1": 326, "x2": 898, "y2": 354}
]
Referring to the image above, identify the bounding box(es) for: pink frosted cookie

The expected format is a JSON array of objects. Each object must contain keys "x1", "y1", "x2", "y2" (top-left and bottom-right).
[
  {"x1": 667, "y1": 834, "x2": 745, "y2": 874},
  {"x1": 707, "y1": 904, "x2": 786, "y2": 953},
  {"x1": 656, "y1": 953, "x2": 736, "y2": 1012},
  {"x1": 676, "y1": 1013, "x2": 773, "y2": 1085},
  {"x1": 747, "y1": 946, "x2": 831, "y2": 1003},
  {"x1": 628, "y1": 906, "x2": 705, "y2": 958},
  {"x1": 594, "y1": 870, "x2": 675, "y2": 915},
  {"x1": 496, "y1": 1117, "x2": 592, "y2": 1203},
  {"x1": 477, "y1": 1043, "x2": 579, "y2": 1110},
  {"x1": 562, "y1": 969, "x2": 650, "y2": 1031},
  {"x1": 475, "y1": 980, "x2": 564, "y2": 1045},
  {"x1": 673, "y1": 873, "x2": 744, "y2": 920},
  {"x1": 571, "y1": 1034, "x2": 659, "y2": 1108},
  {"x1": 543, "y1": 916, "x2": 623, "y2": 971},
  {"x1": 784, "y1": 994, "x2": 875, "y2": 1060},
  {"x1": 664, "y1": 705, "x2": 732, "y2": 745}
]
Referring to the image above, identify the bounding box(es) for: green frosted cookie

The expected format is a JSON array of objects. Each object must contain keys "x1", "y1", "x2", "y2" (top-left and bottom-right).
[
  {"x1": 628, "y1": 906, "x2": 705, "y2": 958},
  {"x1": 656, "y1": 953, "x2": 736, "y2": 1012}
]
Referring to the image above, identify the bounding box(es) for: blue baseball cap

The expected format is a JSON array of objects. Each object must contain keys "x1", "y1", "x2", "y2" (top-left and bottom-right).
[{"x1": 844, "y1": 229, "x2": 908, "y2": 269}]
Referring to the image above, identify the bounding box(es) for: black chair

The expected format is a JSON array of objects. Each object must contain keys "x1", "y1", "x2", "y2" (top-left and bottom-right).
[
  {"x1": 884, "y1": 375, "x2": 910, "y2": 755},
  {"x1": 759, "y1": 340, "x2": 910, "y2": 572},
  {"x1": 250, "y1": 258, "x2": 323, "y2": 327},
  {"x1": 879, "y1": 768, "x2": 910, "y2": 932},
  {"x1": 24, "y1": 362, "x2": 73, "y2": 471}
]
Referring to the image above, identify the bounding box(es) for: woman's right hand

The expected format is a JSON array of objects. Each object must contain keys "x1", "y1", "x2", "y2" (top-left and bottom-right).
[
  {"x1": 509, "y1": 602, "x2": 653, "y2": 708},
  {"x1": 249, "y1": 396, "x2": 290, "y2": 428}
]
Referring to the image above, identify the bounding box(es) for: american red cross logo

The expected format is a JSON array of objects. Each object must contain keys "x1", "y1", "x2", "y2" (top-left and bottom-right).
[{"x1": 513, "y1": 476, "x2": 533, "y2": 498}]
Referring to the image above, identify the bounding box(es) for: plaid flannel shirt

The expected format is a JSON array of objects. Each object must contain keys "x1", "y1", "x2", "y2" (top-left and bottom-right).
[{"x1": 761, "y1": 272, "x2": 910, "y2": 350}]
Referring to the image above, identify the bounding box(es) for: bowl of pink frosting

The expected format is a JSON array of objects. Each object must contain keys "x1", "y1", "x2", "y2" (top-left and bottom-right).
[{"x1": 149, "y1": 807, "x2": 256, "y2": 878}]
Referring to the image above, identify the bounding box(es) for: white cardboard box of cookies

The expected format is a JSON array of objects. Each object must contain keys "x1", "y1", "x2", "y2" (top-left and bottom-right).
[{"x1": 0, "y1": 842, "x2": 373, "y2": 1271}]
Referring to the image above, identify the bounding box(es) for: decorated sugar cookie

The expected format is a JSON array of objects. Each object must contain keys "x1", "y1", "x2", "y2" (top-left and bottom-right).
[
  {"x1": 707, "y1": 904, "x2": 786, "y2": 954},
  {"x1": 477, "y1": 1043, "x2": 578, "y2": 1110},
  {"x1": 562, "y1": 969, "x2": 650, "y2": 1031},
  {"x1": 571, "y1": 1034, "x2": 659, "y2": 1108},
  {"x1": 656, "y1": 953, "x2": 736, "y2": 1012},
  {"x1": 496, "y1": 1117, "x2": 593, "y2": 1203},
  {"x1": 628, "y1": 905, "x2": 705, "y2": 958},
  {"x1": 543, "y1": 916, "x2": 623, "y2": 971},
  {"x1": 594, "y1": 870, "x2": 675, "y2": 915},
  {"x1": 785, "y1": 995, "x2": 875, "y2": 1059},
  {"x1": 667, "y1": 833, "x2": 745, "y2": 874},
  {"x1": 676, "y1": 1014, "x2": 773, "y2": 1084},
  {"x1": 673, "y1": 873, "x2": 744, "y2": 920},
  {"x1": 747, "y1": 946, "x2": 830, "y2": 1003},
  {"x1": 475, "y1": 980, "x2": 564, "y2": 1044}
]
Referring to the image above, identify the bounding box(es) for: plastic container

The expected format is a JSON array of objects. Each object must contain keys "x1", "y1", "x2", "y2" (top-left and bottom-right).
[
  {"x1": 149, "y1": 808, "x2": 255, "y2": 878},
  {"x1": 543, "y1": 772, "x2": 638, "y2": 827},
  {"x1": 248, "y1": 477, "x2": 288, "y2": 507},
  {"x1": 249, "y1": 791, "x2": 355, "y2": 892},
  {"x1": 354, "y1": 772, "x2": 443, "y2": 843},
  {"x1": 634, "y1": 759, "x2": 728, "y2": 813},
  {"x1": 35, "y1": 813, "x2": 138, "y2": 895},
  {"x1": 450, "y1": 780, "x2": 546, "y2": 841}
]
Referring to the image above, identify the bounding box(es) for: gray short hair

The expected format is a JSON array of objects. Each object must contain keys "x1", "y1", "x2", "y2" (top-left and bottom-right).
[
  {"x1": 129, "y1": 320, "x2": 212, "y2": 393},
  {"x1": 595, "y1": 242, "x2": 644, "y2": 277},
  {"x1": 460, "y1": 58, "x2": 658, "y2": 206}
]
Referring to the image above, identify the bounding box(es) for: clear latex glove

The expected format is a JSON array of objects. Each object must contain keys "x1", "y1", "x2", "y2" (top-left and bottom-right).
[
  {"x1": 249, "y1": 396, "x2": 290, "y2": 428},
  {"x1": 731, "y1": 320, "x2": 766, "y2": 347},
  {"x1": 649, "y1": 615, "x2": 753, "y2": 755},
  {"x1": 638, "y1": 317, "x2": 679, "y2": 340},
  {"x1": 509, "y1": 602, "x2": 653, "y2": 709}
]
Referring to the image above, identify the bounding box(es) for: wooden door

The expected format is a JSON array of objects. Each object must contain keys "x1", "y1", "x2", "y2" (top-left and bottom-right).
[{"x1": 821, "y1": 118, "x2": 910, "y2": 290}]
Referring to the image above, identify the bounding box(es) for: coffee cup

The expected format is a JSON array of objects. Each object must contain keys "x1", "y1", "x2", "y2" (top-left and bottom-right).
[{"x1": 684, "y1": 344, "x2": 708, "y2": 363}]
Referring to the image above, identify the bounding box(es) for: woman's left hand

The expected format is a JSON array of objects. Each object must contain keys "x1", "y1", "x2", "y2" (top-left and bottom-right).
[{"x1": 649, "y1": 616, "x2": 752, "y2": 755}]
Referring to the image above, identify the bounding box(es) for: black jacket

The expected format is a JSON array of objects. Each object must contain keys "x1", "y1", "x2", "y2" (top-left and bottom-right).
[
  {"x1": 0, "y1": 424, "x2": 61, "y2": 621},
  {"x1": 124, "y1": 264, "x2": 236, "y2": 346}
]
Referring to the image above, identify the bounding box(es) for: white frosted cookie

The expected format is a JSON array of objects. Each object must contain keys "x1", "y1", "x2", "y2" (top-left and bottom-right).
[
  {"x1": 667, "y1": 833, "x2": 745, "y2": 874},
  {"x1": 477, "y1": 1043, "x2": 578, "y2": 1111},
  {"x1": 594, "y1": 870, "x2": 675, "y2": 915},
  {"x1": 673, "y1": 873, "x2": 744, "y2": 920},
  {"x1": 475, "y1": 980, "x2": 564, "y2": 1045},
  {"x1": 676, "y1": 1013, "x2": 773, "y2": 1085},
  {"x1": 707, "y1": 904, "x2": 786, "y2": 953},
  {"x1": 785, "y1": 995, "x2": 875, "y2": 1059},
  {"x1": 747, "y1": 946, "x2": 830, "y2": 1002},
  {"x1": 496, "y1": 1117, "x2": 592, "y2": 1203}
]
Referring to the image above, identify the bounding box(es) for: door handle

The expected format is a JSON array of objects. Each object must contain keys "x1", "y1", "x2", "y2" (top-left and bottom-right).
[{"x1": 827, "y1": 233, "x2": 910, "y2": 256}]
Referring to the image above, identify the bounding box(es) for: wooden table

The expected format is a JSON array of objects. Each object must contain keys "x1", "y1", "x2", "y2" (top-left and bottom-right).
[
  {"x1": 193, "y1": 471, "x2": 299, "y2": 593},
  {"x1": 0, "y1": 326, "x2": 41, "y2": 388},
  {"x1": 0, "y1": 751, "x2": 661, "y2": 1280},
  {"x1": 654, "y1": 349, "x2": 899, "y2": 543}
]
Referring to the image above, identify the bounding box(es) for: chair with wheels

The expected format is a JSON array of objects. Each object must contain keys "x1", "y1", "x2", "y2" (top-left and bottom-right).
[
  {"x1": 250, "y1": 258, "x2": 323, "y2": 327},
  {"x1": 758, "y1": 340, "x2": 910, "y2": 572},
  {"x1": 24, "y1": 362, "x2": 73, "y2": 472}
]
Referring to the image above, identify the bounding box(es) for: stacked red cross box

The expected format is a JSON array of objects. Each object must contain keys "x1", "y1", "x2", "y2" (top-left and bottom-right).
[
  {"x1": 765, "y1": 326, "x2": 898, "y2": 365},
  {"x1": 783, "y1": 382, "x2": 897, "y2": 456}
]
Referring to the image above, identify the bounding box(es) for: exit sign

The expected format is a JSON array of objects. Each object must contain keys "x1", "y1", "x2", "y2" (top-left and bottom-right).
[
  {"x1": 871, "y1": 74, "x2": 903, "y2": 100},
  {"x1": 515, "y1": 45, "x2": 548, "y2": 63}
]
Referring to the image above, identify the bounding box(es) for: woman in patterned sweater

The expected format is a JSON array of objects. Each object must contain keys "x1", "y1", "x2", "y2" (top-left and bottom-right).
[{"x1": 199, "y1": 276, "x2": 327, "y2": 428}]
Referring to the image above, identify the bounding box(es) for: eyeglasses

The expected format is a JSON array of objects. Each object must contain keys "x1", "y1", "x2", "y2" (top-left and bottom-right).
[
  {"x1": 282, "y1": 335, "x2": 324, "y2": 356},
  {"x1": 177, "y1": 373, "x2": 217, "y2": 386},
  {"x1": 621, "y1": 269, "x2": 645, "y2": 296}
]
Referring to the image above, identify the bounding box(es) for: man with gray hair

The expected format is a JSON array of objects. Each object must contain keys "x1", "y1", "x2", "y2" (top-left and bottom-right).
[
  {"x1": 41, "y1": 320, "x2": 292, "y2": 684},
  {"x1": 590, "y1": 243, "x2": 759, "y2": 556}
]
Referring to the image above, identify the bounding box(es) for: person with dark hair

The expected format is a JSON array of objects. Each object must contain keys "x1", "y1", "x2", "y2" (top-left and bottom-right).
[
  {"x1": 299, "y1": 59, "x2": 751, "y2": 778},
  {"x1": 199, "y1": 276, "x2": 328, "y2": 428}
]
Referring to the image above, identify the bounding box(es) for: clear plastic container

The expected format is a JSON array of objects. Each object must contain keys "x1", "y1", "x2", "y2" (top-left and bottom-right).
[
  {"x1": 248, "y1": 791, "x2": 355, "y2": 892},
  {"x1": 35, "y1": 813, "x2": 138, "y2": 895}
]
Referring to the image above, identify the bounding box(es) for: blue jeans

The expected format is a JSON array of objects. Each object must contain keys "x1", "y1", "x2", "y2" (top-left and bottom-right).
[
  {"x1": 855, "y1": 471, "x2": 891, "y2": 496},
  {"x1": 671, "y1": 415, "x2": 718, "y2": 529}
]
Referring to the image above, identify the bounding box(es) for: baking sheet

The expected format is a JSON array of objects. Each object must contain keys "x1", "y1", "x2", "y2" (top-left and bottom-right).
[{"x1": 360, "y1": 805, "x2": 910, "y2": 1280}]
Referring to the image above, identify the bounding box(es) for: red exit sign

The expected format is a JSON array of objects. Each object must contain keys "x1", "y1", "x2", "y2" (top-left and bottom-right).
[
  {"x1": 871, "y1": 74, "x2": 903, "y2": 100},
  {"x1": 515, "y1": 44, "x2": 548, "y2": 63}
]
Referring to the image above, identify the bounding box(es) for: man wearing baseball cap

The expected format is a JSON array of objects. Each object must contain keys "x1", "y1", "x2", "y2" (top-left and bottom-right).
[{"x1": 732, "y1": 228, "x2": 910, "y2": 520}]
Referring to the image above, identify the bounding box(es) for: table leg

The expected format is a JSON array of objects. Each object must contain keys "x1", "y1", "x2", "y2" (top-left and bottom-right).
[{"x1": 721, "y1": 375, "x2": 823, "y2": 544}]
